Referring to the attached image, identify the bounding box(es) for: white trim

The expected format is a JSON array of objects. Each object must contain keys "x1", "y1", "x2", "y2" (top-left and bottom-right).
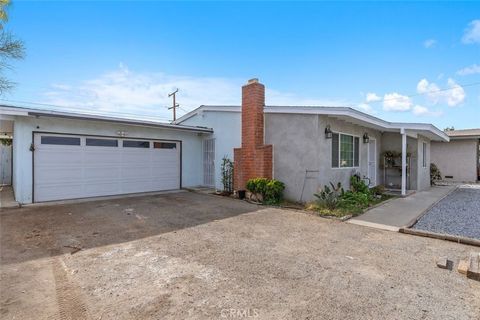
[
  {"x1": 331, "y1": 131, "x2": 361, "y2": 169},
  {"x1": 175, "y1": 105, "x2": 449, "y2": 142},
  {"x1": 367, "y1": 138, "x2": 377, "y2": 186},
  {"x1": 0, "y1": 105, "x2": 213, "y2": 133}
]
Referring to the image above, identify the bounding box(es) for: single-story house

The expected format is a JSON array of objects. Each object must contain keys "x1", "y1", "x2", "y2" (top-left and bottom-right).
[
  {"x1": 431, "y1": 129, "x2": 480, "y2": 183},
  {"x1": 175, "y1": 79, "x2": 449, "y2": 201},
  {"x1": 0, "y1": 78, "x2": 449, "y2": 204}
]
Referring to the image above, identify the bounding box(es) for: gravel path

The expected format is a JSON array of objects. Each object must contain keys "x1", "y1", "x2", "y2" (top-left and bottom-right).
[{"x1": 413, "y1": 185, "x2": 480, "y2": 239}]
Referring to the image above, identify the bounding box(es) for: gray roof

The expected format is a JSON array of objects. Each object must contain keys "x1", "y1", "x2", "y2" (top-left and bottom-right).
[
  {"x1": 0, "y1": 104, "x2": 213, "y2": 133},
  {"x1": 176, "y1": 105, "x2": 449, "y2": 142},
  {"x1": 446, "y1": 128, "x2": 480, "y2": 138}
]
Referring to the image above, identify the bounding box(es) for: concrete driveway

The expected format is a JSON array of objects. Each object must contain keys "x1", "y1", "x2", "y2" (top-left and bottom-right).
[{"x1": 1, "y1": 191, "x2": 479, "y2": 319}]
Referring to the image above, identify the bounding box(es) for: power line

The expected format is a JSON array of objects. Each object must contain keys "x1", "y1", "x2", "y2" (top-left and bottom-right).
[{"x1": 0, "y1": 98, "x2": 172, "y2": 121}]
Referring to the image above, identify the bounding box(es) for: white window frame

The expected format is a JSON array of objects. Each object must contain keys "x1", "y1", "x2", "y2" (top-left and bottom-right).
[{"x1": 331, "y1": 131, "x2": 361, "y2": 169}]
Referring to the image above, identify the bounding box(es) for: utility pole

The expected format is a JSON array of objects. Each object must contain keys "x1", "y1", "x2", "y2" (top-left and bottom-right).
[{"x1": 168, "y1": 89, "x2": 179, "y2": 122}]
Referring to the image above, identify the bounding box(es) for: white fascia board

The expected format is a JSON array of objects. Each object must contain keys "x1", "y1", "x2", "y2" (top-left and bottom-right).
[
  {"x1": 0, "y1": 105, "x2": 213, "y2": 133},
  {"x1": 174, "y1": 105, "x2": 241, "y2": 124},
  {"x1": 147, "y1": 104, "x2": 450, "y2": 142}
]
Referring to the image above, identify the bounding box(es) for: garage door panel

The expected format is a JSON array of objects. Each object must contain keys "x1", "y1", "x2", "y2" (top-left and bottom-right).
[
  {"x1": 35, "y1": 168, "x2": 84, "y2": 182},
  {"x1": 35, "y1": 150, "x2": 83, "y2": 165},
  {"x1": 84, "y1": 151, "x2": 122, "y2": 164},
  {"x1": 82, "y1": 182, "x2": 121, "y2": 197},
  {"x1": 35, "y1": 184, "x2": 84, "y2": 202},
  {"x1": 34, "y1": 133, "x2": 180, "y2": 202},
  {"x1": 83, "y1": 167, "x2": 121, "y2": 180}
]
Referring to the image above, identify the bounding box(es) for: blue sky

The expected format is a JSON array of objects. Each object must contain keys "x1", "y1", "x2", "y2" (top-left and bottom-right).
[{"x1": 2, "y1": 1, "x2": 480, "y2": 128}]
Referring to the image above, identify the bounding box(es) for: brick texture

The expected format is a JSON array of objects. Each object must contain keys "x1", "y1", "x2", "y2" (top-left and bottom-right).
[{"x1": 234, "y1": 79, "x2": 273, "y2": 190}]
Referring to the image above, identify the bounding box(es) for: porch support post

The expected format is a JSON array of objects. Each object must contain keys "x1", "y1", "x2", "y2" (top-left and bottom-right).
[{"x1": 401, "y1": 128, "x2": 407, "y2": 196}]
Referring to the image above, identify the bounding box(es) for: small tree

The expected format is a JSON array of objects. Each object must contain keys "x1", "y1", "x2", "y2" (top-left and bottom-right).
[
  {"x1": 220, "y1": 156, "x2": 234, "y2": 194},
  {"x1": 0, "y1": 0, "x2": 26, "y2": 95}
]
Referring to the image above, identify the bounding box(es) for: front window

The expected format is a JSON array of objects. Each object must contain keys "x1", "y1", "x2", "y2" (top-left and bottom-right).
[{"x1": 332, "y1": 133, "x2": 360, "y2": 168}]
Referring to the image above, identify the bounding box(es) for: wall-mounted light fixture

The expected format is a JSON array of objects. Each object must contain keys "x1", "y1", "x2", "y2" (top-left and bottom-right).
[
  {"x1": 325, "y1": 125, "x2": 333, "y2": 139},
  {"x1": 116, "y1": 130, "x2": 128, "y2": 137},
  {"x1": 363, "y1": 133, "x2": 370, "y2": 143}
]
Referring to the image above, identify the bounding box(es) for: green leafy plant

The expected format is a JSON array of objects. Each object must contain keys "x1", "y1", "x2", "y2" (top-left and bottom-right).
[
  {"x1": 0, "y1": 138, "x2": 12, "y2": 146},
  {"x1": 430, "y1": 163, "x2": 442, "y2": 185},
  {"x1": 220, "y1": 156, "x2": 234, "y2": 194},
  {"x1": 264, "y1": 179, "x2": 286, "y2": 205},
  {"x1": 339, "y1": 191, "x2": 370, "y2": 212},
  {"x1": 314, "y1": 182, "x2": 344, "y2": 210},
  {"x1": 349, "y1": 174, "x2": 370, "y2": 194},
  {"x1": 246, "y1": 178, "x2": 285, "y2": 205}
]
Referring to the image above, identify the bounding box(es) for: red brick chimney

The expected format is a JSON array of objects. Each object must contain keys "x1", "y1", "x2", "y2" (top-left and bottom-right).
[{"x1": 233, "y1": 79, "x2": 273, "y2": 190}]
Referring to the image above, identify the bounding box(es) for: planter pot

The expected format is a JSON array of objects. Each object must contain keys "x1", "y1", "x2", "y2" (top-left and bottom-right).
[{"x1": 237, "y1": 190, "x2": 246, "y2": 199}]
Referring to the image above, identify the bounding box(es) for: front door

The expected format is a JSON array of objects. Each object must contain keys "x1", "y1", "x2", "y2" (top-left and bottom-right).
[{"x1": 368, "y1": 139, "x2": 377, "y2": 186}]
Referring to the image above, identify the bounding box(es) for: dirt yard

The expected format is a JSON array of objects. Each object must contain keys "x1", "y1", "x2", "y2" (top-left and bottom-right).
[{"x1": 1, "y1": 191, "x2": 479, "y2": 319}]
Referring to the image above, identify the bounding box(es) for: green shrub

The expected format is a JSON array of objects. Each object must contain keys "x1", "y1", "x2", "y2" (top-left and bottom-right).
[
  {"x1": 314, "y1": 182, "x2": 344, "y2": 210},
  {"x1": 246, "y1": 178, "x2": 285, "y2": 205},
  {"x1": 350, "y1": 174, "x2": 370, "y2": 194},
  {"x1": 339, "y1": 191, "x2": 370, "y2": 211}
]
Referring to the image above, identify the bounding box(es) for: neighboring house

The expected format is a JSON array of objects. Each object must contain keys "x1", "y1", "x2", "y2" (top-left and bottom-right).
[
  {"x1": 431, "y1": 129, "x2": 480, "y2": 183},
  {"x1": 176, "y1": 79, "x2": 449, "y2": 201},
  {"x1": 0, "y1": 79, "x2": 449, "y2": 204},
  {"x1": 0, "y1": 106, "x2": 212, "y2": 204}
]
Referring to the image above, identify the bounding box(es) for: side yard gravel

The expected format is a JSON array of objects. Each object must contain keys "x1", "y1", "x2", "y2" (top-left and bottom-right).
[{"x1": 413, "y1": 185, "x2": 480, "y2": 240}]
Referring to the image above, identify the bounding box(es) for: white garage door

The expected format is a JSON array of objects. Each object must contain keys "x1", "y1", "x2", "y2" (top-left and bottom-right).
[{"x1": 33, "y1": 133, "x2": 180, "y2": 202}]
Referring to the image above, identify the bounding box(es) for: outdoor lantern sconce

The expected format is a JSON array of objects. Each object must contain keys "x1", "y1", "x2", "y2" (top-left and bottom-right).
[
  {"x1": 363, "y1": 133, "x2": 370, "y2": 143},
  {"x1": 325, "y1": 125, "x2": 333, "y2": 139}
]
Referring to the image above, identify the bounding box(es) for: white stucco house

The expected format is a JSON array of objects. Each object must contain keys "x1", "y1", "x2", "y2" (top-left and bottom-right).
[
  {"x1": 0, "y1": 79, "x2": 449, "y2": 204},
  {"x1": 431, "y1": 129, "x2": 480, "y2": 183}
]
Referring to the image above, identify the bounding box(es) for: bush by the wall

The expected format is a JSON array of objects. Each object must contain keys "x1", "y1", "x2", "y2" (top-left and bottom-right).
[{"x1": 246, "y1": 178, "x2": 285, "y2": 205}]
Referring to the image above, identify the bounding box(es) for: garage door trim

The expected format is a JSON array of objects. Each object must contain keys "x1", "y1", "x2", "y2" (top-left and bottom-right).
[{"x1": 32, "y1": 131, "x2": 183, "y2": 202}]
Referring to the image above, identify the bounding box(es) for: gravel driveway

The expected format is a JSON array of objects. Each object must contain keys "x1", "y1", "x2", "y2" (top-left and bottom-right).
[
  {"x1": 413, "y1": 185, "x2": 480, "y2": 239},
  {"x1": 1, "y1": 192, "x2": 479, "y2": 319}
]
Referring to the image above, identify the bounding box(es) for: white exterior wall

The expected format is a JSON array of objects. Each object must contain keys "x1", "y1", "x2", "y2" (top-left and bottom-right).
[
  {"x1": 180, "y1": 111, "x2": 241, "y2": 190},
  {"x1": 431, "y1": 139, "x2": 478, "y2": 182},
  {"x1": 12, "y1": 116, "x2": 205, "y2": 204},
  {"x1": 264, "y1": 114, "x2": 383, "y2": 202}
]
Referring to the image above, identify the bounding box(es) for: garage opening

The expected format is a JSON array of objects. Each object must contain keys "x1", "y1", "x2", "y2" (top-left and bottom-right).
[{"x1": 33, "y1": 133, "x2": 181, "y2": 202}]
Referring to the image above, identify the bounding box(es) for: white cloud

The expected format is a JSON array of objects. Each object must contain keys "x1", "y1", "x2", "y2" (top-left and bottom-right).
[
  {"x1": 462, "y1": 20, "x2": 480, "y2": 44},
  {"x1": 365, "y1": 92, "x2": 381, "y2": 103},
  {"x1": 412, "y1": 105, "x2": 443, "y2": 117},
  {"x1": 42, "y1": 64, "x2": 343, "y2": 121},
  {"x1": 457, "y1": 63, "x2": 480, "y2": 76},
  {"x1": 423, "y1": 39, "x2": 437, "y2": 48},
  {"x1": 355, "y1": 103, "x2": 375, "y2": 114},
  {"x1": 416, "y1": 78, "x2": 465, "y2": 107},
  {"x1": 383, "y1": 92, "x2": 412, "y2": 111}
]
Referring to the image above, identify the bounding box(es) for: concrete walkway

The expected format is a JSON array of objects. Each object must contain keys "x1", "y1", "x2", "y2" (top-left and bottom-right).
[
  {"x1": 348, "y1": 185, "x2": 456, "y2": 232},
  {"x1": 0, "y1": 185, "x2": 19, "y2": 209}
]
